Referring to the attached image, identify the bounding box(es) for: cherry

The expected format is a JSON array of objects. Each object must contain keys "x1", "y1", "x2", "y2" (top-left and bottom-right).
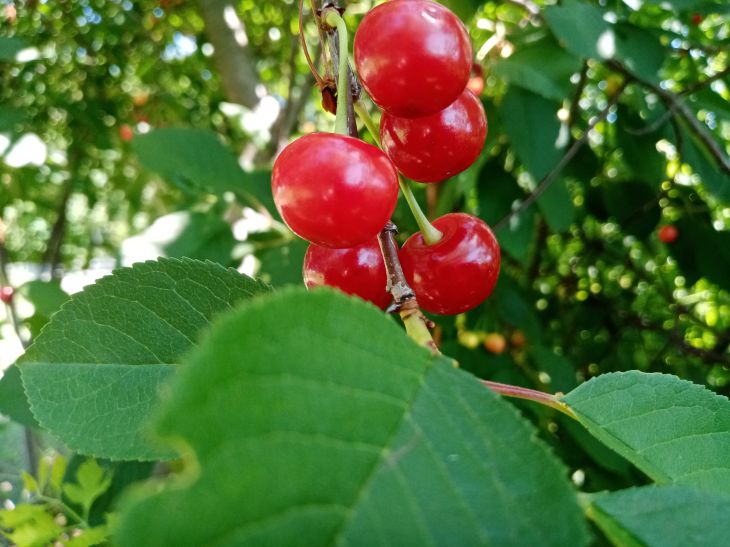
[
  {"x1": 354, "y1": 0, "x2": 472, "y2": 118},
  {"x1": 380, "y1": 89, "x2": 487, "y2": 183},
  {"x1": 303, "y1": 239, "x2": 391, "y2": 309},
  {"x1": 510, "y1": 330, "x2": 527, "y2": 349},
  {"x1": 0, "y1": 286, "x2": 13, "y2": 305},
  {"x1": 272, "y1": 133, "x2": 399, "y2": 248},
  {"x1": 658, "y1": 224, "x2": 678, "y2": 244},
  {"x1": 691, "y1": 13, "x2": 703, "y2": 25},
  {"x1": 400, "y1": 213, "x2": 500, "y2": 315},
  {"x1": 484, "y1": 333, "x2": 506, "y2": 354},
  {"x1": 119, "y1": 124, "x2": 134, "y2": 142}
]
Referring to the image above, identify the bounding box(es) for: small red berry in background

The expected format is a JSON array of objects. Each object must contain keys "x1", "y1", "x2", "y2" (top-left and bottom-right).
[
  {"x1": 691, "y1": 13, "x2": 703, "y2": 25},
  {"x1": 658, "y1": 225, "x2": 678, "y2": 244},
  {"x1": 354, "y1": 0, "x2": 472, "y2": 118},
  {"x1": 0, "y1": 286, "x2": 13, "y2": 305},
  {"x1": 119, "y1": 124, "x2": 134, "y2": 142},
  {"x1": 484, "y1": 333, "x2": 506, "y2": 354},
  {"x1": 467, "y1": 63, "x2": 484, "y2": 96},
  {"x1": 303, "y1": 239, "x2": 391, "y2": 309},
  {"x1": 400, "y1": 213, "x2": 500, "y2": 315},
  {"x1": 272, "y1": 133, "x2": 399, "y2": 249},
  {"x1": 381, "y1": 89, "x2": 487, "y2": 183},
  {"x1": 510, "y1": 330, "x2": 527, "y2": 349}
]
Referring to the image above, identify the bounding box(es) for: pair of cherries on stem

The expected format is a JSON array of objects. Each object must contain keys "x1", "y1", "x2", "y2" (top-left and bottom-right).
[{"x1": 303, "y1": 214, "x2": 500, "y2": 316}]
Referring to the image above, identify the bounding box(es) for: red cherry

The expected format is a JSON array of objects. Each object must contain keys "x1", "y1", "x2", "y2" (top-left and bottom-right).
[
  {"x1": 484, "y1": 333, "x2": 506, "y2": 354},
  {"x1": 354, "y1": 0, "x2": 472, "y2": 118},
  {"x1": 691, "y1": 13, "x2": 703, "y2": 25},
  {"x1": 0, "y1": 286, "x2": 13, "y2": 305},
  {"x1": 119, "y1": 124, "x2": 134, "y2": 142},
  {"x1": 272, "y1": 133, "x2": 398, "y2": 248},
  {"x1": 380, "y1": 89, "x2": 487, "y2": 183},
  {"x1": 400, "y1": 213, "x2": 500, "y2": 315},
  {"x1": 303, "y1": 239, "x2": 391, "y2": 309},
  {"x1": 658, "y1": 224, "x2": 678, "y2": 244}
]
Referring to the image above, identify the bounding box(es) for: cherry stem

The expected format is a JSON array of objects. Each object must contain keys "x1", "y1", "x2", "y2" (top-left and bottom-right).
[
  {"x1": 323, "y1": 10, "x2": 349, "y2": 136},
  {"x1": 377, "y1": 221, "x2": 440, "y2": 356},
  {"x1": 353, "y1": 101, "x2": 443, "y2": 245},
  {"x1": 481, "y1": 380, "x2": 578, "y2": 420}
]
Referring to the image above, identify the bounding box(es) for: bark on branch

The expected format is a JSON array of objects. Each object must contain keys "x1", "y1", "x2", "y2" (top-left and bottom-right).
[{"x1": 198, "y1": 0, "x2": 261, "y2": 109}]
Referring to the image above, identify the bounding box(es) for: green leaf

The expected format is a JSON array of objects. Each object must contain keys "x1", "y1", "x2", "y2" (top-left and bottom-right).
[
  {"x1": 668, "y1": 217, "x2": 730, "y2": 291},
  {"x1": 616, "y1": 105, "x2": 668, "y2": 187},
  {"x1": 495, "y1": 208, "x2": 536, "y2": 264},
  {"x1": 0, "y1": 37, "x2": 28, "y2": 62},
  {"x1": 117, "y1": 290, "x2": 588, "y2": 546},
  {"x1": 133, "y1": 128, "x2": 273, "y2": 211},
  {"x1": 544, "y1": 2, "x2": 611, "y2": 60},
  {"x1": 65, "y1": 525, "x2": 110, "y2": 547},
  {"x1": 0, "y1": 504, "x2": 62, "y2": 547},
  {"x1": 22, "y1": 363, "x2": 177, "y2": 461},
  {"x1": 612, "y1": 24, "x2": 665, "y2": 84},
  {"x1": 585, "y1": 485, "x2": 730, "y2": 547},
  {"x1": 0, "y1": 365, "x2": 37, "y2": 427},
  {"x1": 563, "y1": 371, "x2": 730, "y2": 494},
  {"x1": 601, "y1": 180, "x2": 661, "y2": 239},
  {"x1": 501, "y1": 87, "x2": 565, "y2": 180},
  {"x1": 19, "y1": 258, "x2": 271, "y2": 461},
  {"x1": 0, "y1": 105, "x2": 24, "y2": 131},
  {"x1": 255, "y1": 238, "x2": 308, "y2": 287},
  {"x1": 17, "y1": 280, "x2": 68, "y2": 318},
  {"x1": 492, "y1": 38, "x2": 582, "y2": 101},
  {"x1": 63, "y1": 459, "x2": 113, "y2": 516},
  {"x1": 680, "y1": 123, "x2": 730, "y2": 202},
  {"x1": 536, "y1": 178, "x2": 575, "y2": 233}
]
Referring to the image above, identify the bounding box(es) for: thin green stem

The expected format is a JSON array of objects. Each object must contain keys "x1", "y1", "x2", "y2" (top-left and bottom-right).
[
  {"x1": 481, "y1": 380, "x2": 578, "y2": 420},
  {"x1": 399, "y1": 177, "x2": 443, "y2": 245},
  {"x1": 353, "y1": 100, "x2": 443, "y2": 245},
  {"x1": 37, "y1": 494, "x2": 90, "y2": 529},
  {"x1": 324, "y1": 11, "x2": 349, "y2": 136},
  {"x1": 353, "y1": 100, "x2": 381, "y2": 146}
]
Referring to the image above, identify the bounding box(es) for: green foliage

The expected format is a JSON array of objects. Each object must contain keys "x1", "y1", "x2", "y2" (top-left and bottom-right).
[
  {"x1": 1, "y1": 0, "x2": 730, "y2": 544},
  {"x1": 19, "y1": 258, "x2": 270, "y2": 460},
  {"x1": 563, "y1": 371, "x2": 730, "y2": 494},
  {"x1": 117, "y1": 289, "x2": 588, "y2": 546},
  {"x1": 584, "y1": 485, "x2": 730, "y2": 546},
  {"x1": 1, "y1": 454, "x2": 115, "y2": 547}
]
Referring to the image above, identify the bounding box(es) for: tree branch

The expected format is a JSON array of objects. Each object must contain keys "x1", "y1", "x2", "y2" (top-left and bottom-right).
[
  {"x1": 494, "y1": 81, "x2": 628, "y2": 231},
  {"x1": 609, "y1": 60, "x2": 730, "y2": 179},
  {"x1": 198, "y1": 0, "x2": 262, "y2": 109}
]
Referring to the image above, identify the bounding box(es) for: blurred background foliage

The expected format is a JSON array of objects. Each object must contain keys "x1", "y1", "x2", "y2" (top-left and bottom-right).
[{"x1": 1, "y1": 0, "x2": 730, "y2": 533}]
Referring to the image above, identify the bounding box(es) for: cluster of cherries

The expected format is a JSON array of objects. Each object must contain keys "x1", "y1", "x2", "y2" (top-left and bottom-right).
[{"x1": 271, "y1": 0, "x2": 500, "y2": 316}]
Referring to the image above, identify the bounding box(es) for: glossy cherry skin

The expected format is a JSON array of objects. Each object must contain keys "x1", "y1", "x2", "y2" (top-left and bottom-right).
[
  {"x1": 400, "y1": 213, "x2": 500, "y2": 315},
  {"x1": 381, "y1": 89, "x2": 487, "y2": 183},
  {"x1": 354, "y1": 0, "x2": 472, "y2": 118},
  {"x1": 303, "y1": 239, "x2": 391, "y2": 309},
  {"x1": 272, "y1": 133, "x2": 399, "y2": 248}
]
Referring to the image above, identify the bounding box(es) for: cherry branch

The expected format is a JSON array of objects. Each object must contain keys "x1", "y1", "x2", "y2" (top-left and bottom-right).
[
  {"x1": 609, "y1": 60, "x2": 730, "y2": 179},
  {"x1": 494, "y1": 81, "x2": 628, "y2": 231},
  {"x1": 318, "y1": 3, "x2": 439, "y2": 355}
]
